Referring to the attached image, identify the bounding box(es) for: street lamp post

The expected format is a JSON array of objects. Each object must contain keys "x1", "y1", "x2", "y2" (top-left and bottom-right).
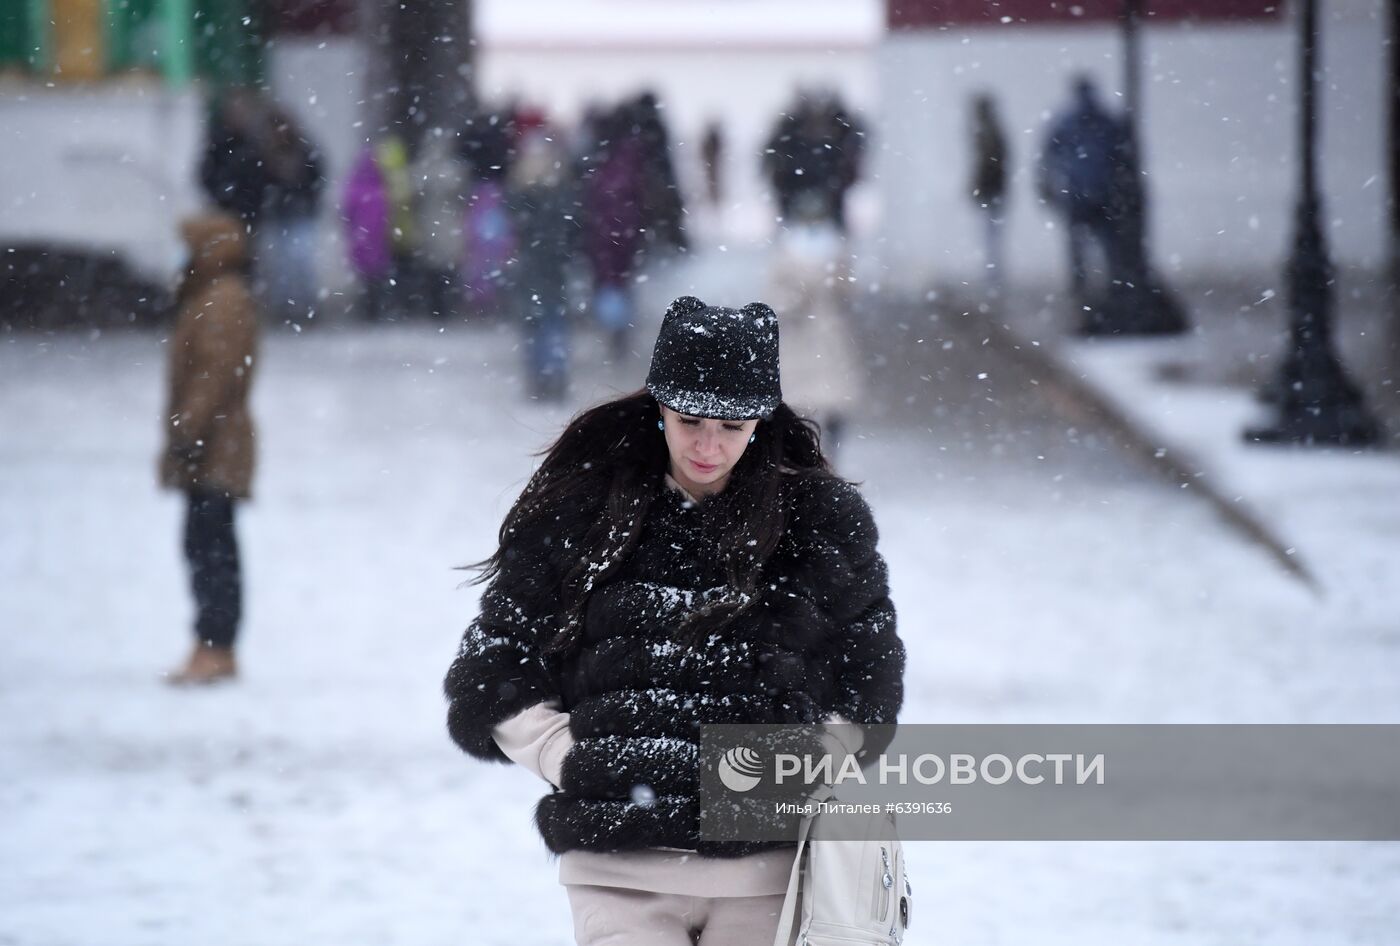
[
  {"x1": 1244, "y1": 0, "x2": 1379, "y2": 446},
  {"x1": 1079, "y1": 0, "x2": 1188, "y2": 336},
  {"x1": 1389, "y1": 0, "x2": 1400, "y2": 324}
]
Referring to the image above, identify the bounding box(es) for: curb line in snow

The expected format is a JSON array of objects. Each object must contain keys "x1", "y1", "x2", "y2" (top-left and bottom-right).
[{"x1": 977, "y1": 308, "x2": 1321, "y2": 593}]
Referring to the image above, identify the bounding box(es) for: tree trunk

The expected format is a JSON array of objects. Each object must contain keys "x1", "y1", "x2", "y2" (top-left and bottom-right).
[{"x1": 361, "y1": 0, "x2": 475, "y2": 150}]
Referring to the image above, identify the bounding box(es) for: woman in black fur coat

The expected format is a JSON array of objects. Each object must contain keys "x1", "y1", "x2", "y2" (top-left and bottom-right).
[{"x1": 444, "y1": 295, "x2": 905, "y2": 945}]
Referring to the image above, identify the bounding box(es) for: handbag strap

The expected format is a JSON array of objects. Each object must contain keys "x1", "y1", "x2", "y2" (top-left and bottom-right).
[
  {"x1": 772, "y1": 783, "x2": 835, "y2": 946},
  {"x1": 772, "y1": 813, "x2": 813, "y2": 946}
]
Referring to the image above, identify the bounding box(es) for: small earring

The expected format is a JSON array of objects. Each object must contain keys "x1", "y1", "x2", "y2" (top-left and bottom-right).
[
  {"x1": 657, "y1": 419, "x2": 665, "y2": 431},
  {"x1": 749, "y1": 433, "x2": 757, "y2": 444}
]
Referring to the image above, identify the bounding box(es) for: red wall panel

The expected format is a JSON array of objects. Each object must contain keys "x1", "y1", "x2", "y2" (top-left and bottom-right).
[
  {"x1": 889, "y1": 0, "x2": 1283, "y2": 30},
  {"x1": 267, "y1": 0, "x2": 358, "y2": 35}
]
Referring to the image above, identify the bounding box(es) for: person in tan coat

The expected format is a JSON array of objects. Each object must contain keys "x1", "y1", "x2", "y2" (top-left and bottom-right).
[{"x1": 159, "y1": 212, "x2": 260, "y2": 685}]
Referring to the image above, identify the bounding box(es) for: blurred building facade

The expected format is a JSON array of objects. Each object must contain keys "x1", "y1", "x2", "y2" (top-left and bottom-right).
[
  {"x1": 0, "y1": 1, "x2": 356, "y2": 284},
  {"x1": 1, "y1": 0, "x2": 879, "y2": 297}
]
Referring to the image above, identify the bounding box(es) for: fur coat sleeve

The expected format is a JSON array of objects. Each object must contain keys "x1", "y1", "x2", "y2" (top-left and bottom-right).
[
  {"x1": 443, "y1": 518, "x2": 572, "y2": 763},
  {"x1": 778, "y1": 475, "x2": 904, "y2": 752}
]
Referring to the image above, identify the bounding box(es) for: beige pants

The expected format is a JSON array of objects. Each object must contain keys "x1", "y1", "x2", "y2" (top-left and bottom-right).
[{"x1": 565, "y1": 884, "x2": 796, "y2": 946}]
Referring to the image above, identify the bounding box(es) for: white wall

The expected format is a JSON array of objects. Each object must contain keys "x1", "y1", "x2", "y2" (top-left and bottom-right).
[
  {"x1": 873, "y1": 1, "x2": 1388, "y2": 290},
  {"x1": 0, "y1": 82, "x2": 204, "y2": 280},
  {"x1": 0, "y1": 38, "x2": 364, "y2": 289}
]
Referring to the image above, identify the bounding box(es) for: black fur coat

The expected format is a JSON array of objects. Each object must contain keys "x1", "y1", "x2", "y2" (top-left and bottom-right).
[{"x1": 443, "y1": 471, "x2": 904, "y2": 857}]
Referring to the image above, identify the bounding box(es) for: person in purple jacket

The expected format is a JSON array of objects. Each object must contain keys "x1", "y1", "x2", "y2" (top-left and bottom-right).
[
  {"x1": 341, "y1": 145, "x2": 393, "y2": 322},
  {"x1": 582, "y1": 109, "x2": 647, "y2": 360}
]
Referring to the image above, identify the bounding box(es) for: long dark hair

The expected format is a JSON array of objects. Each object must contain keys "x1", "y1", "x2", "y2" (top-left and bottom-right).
[{"x1": 468, "y1": 388, "x2": 834, "y2": 657}]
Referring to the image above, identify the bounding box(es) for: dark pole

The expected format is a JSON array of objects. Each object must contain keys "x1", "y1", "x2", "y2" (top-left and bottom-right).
[
  {"x1": 1391, "y1": 0, "x2": 1400, "y2": 271},
  {"x1": 1123, "y1": 0, "x2": 1141, "y2": 137},
  {"x1": 363, "y1": 0, "x2": 476, "y2": 149},
  {"x1": 1300, "y1": 0, "x2": 1316, "y2": 204},
  {"x1": 1079, "y1": 0, "x2": 1188, "y2": 335},
  {"x1": 1120, "y1": 0, "x2": 1147, "y2": 290},
  {"x1": 1389, "y1": 0, "x2": 1400, "y2": 322},
  {"x1": 1244, "y1": 0, "x2": 1379, "y2": 446}
]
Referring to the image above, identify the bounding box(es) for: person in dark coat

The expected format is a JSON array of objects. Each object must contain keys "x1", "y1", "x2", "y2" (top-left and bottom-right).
[
  {"x1": 259, "y1": 105, "x2": 325, "y2": 321},
  {"x1": 200, "y1": 89, "x2": 274, "y2": 229},
  {"x1": 763, "y1": 93, "x2": 866, "y2": 233},
  {"x1": 762, "y1": 106, "x2": 803, "y2": 222},
  {"x1": 630, "y1": 92, "x2": 688, "y2": 256},
  {"x1": 159, "y1": 212, "x2": 260, "y2": 685},
  {"x1": 459, "y1": 111, "x2": 518, "y2": 319},
  {"x1": 582, "y1": 109, "x2": 646, "y2": 358},
  {"x1": 969, "y1": 93, "x2": 1009, "y2": 293},
  {"x1": 823, "y1": 95, "x2": 866, "y2": 233},
  {"x1": 1037, "y1": 75, "x2": 1129, "y2": 300},
  {"x1": 443, "y1": 296, "x2": 904, "y2": 944}
]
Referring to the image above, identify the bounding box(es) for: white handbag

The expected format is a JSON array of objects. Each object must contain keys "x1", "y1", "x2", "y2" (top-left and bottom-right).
[{"x1": 772, "y1": 793, "x2": 913, "y2": 946}]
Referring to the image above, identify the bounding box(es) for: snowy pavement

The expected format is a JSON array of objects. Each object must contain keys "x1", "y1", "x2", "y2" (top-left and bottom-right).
[
  {"x1": 3, "y1": 251, "x2": 1400, "y2": 944},
  {"x1": 978, "y1": 272, "x2": 1400, "y2": 602}
]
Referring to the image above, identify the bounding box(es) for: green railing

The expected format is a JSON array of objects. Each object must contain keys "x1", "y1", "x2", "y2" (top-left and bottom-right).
[
  {"x1": 0, "y1": 1, "x2": 40, "y2": 70},
  {"x1": 0, "y1": 0, "x2": 262, "y2": 86}
]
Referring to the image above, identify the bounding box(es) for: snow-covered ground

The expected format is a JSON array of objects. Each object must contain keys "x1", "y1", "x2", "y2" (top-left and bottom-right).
[
  {"x1": 3, "y1": 251, "x2": 1399, "y2": 943},
  {"x1": 1053, "y1": 334, "x2": 1400, "y2": 589}
]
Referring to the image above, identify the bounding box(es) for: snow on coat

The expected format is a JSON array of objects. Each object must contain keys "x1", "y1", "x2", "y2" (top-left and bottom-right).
[
  {"x1": 160, "y1": 213, "x2": 259, "y2": 500},
  {"x1": 443, "y1": 471, "x2": 904, "y2": 857},
  {"x1": 767, "y1": 222, "x2": 864, "y2": 416}
]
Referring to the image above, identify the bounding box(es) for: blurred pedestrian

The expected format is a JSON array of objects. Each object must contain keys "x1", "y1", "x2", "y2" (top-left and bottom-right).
[
  {"x1": 583, "y1": 109, "x2": 645, "y2": 358},
  {"x1": 768, "y1": 192, "x2": 863, "y2": 461},
  {"x1": 763, "y1": 92, "x2": 865, "y2": 233},
  {"x1": 459, "y1": 109, "x2": 518, "y2": 319},
  {"x1": 341, "y1": 135, "x2": 415, "y2": 321},
  {"x1": 1037, "y1": 75, "x2": 1128, "y2": 301},
  {"x1": 159, "y1": 212, "x2": 259, "y2": 686},
  {"x1": 376, "y1": 136, "x2": 417, "y2": 317},
  {"x1": 823, "y1": 95, "x2": 866, "y2": 233},
  {"x1": 507, "y1": 100, "x2": 549, "y2": 144},
  {"x1": 443, "y1": 294, "x2": 904, "y2": 946},
  {"x1": 260, "y1": 105, "x2": 325, "y2": 322},
  {"x1": 763, "y1": 105, "x2": 802, "y2": 223},
  {"x1": 968, "y1": 93, "x2": 1008, "y2": 295},
  {"x1": 700, "y1": 121, "x2": 724, "y2": 207},
  {"x1": 412, "y1": 132, "x2": 469, "y2": 321},
  {"x1": 200, "y1": 88, "x2": 273, "y2": 229},
  {"x1": 507, "y1": 131, "x2": 580, "y2": 402},
  {"x1": 341, "y1": 144, "x2": 393, "y2": 321},
  {"x1": 631, "y1": 92, "x2": 688, "y2": 256},
  {"x1": 458, "y1": 107, "x2": 514, "y2": 181}
]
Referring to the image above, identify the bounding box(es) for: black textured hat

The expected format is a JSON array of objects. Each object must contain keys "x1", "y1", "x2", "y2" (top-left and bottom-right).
[{"x1": 645, "y1": 296, "x2": 782, "y2": 420}]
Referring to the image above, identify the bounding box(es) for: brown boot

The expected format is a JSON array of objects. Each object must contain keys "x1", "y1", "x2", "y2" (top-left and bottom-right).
[{"x1": 165, "y1": 642, "x2": 238, "y2": 686}]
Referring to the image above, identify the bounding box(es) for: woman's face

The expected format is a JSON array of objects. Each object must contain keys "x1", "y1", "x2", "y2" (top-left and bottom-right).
[{"x1": 659, "y1": 405, "x2": 759, "y2": 497}]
